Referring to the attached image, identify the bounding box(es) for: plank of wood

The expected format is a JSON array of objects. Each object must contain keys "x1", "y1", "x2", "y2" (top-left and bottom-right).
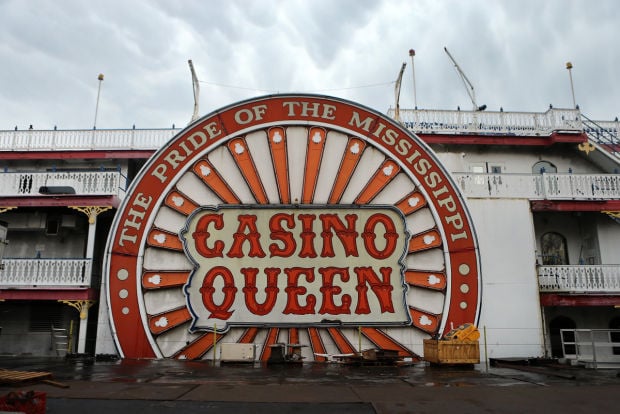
[
  {"x1": 41, "y1": 379, "x2": 70, "y2": 388},
  {"x1": 0, "y1": 369, "x2": 52, "y2": 384}
]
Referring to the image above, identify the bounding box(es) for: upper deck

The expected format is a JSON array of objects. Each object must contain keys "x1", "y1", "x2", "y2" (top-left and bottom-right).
[{"x1": 0, "y1": 106, "x2": 617, "y2": 158}]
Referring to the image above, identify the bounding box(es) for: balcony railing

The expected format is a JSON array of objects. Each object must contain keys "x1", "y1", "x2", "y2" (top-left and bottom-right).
[
  {"x1": 538, "y1": 265, "x2": 620, "y2": 293},
  {"x1": 0, "y1": 109, "x2": 614, "y2": 153},
  {"x1": 0, "y1": 128, "x2": 179, "y2": 152},
  {"x1": 453, "y1": 173, "x2": 620, "y2": 200},
  {"x1": 388, "y1": 107, "x2": 582, "y2": 136},
  {"x1": 0, "y1": 258, "x2": 92, "y2": 287},
  {"x1": 0, "y1": 171, "x2": 126, "y2": 197}
]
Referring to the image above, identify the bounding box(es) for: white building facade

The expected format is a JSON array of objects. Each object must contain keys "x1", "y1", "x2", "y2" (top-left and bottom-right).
[{"x1": 0, "y1": 96, "x2": 617, "y2": 365}]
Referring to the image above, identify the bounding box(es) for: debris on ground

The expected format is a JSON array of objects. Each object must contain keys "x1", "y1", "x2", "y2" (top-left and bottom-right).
[{"x1": 0, "y1": 369, "x2": 69, "y2": 388}]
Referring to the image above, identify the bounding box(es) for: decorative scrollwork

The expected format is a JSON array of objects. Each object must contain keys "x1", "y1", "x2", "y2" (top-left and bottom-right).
[
  {"x1": 58, "y1": 300, "x2": 96, "y2": 319},
  {"x1": 578, "y1": 141, "x2": 595, "y2": 154},
  {"x1": 69, "y1": 206, "x2": 112, "y2": 224},
  {"x1": 602, "y1": 211, "x2": 620, "y2": 220}
]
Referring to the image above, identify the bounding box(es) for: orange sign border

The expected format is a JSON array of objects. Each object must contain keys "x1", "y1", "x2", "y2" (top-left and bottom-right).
[{"x1": 105, "y1": 94, "x2": 481, "y2": 358}]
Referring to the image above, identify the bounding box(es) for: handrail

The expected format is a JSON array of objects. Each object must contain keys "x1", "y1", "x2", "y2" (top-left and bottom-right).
[
  {"x1": 453, "y1": 173, "x2": 620, "y2": 200},
  {"x1": 538, "y1": 265, "x2": 620, "y2": 293},
  {"x1": 0, "y1": 109, "x2": 615, "y2": 151},
  {"x1": 387, "y1": 107, "x2": 582, "y2": 136},
  {"x1": 0, "y1": 171, "x2": 126, "y2": 197},
  {"x1": 581, "y1": 114, "x2": 620, "y2": 157},
  {"x1": 0, "y1": 258, "x2": 92, "y2": 287},
  {"x1": 0, "y1": 128, "x2": 179, "y2": 152}
]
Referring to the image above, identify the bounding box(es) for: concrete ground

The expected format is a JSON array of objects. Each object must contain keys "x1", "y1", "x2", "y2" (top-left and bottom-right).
[{"x1": 0, "y1": 356, "x2": 618, "y2": 413}]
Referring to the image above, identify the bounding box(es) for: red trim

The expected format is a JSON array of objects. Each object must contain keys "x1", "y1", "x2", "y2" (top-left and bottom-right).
[
  {"x1": 540, "y1": 293, "x2": 620, "y2": 307},
  {"x1": 0, "y1": 150, "x2": 155, "y2": 160},
  {"x1": 0, "y1": 195, "x2": 120, "y2": 208},
  {"x1": 531, "y1": 200, "x2": 620, "y2": 212},
  {"x1": 417, "y1": 131, "x2": 587, "y2": 146},
  {"x1": 0, "y1": 288, "x2": 98, "y2": 301}
]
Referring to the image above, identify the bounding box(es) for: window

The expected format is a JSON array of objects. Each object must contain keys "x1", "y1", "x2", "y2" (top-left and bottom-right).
[
  {"x1": 532, "y1": 160, "x2": 557, "y2": 174},
  {"x1": 541, "y1": 232, "x2": 569, "y2": 265},
  {"x1": 46, "y1": 215, "x2": 60, "y2": 235},
  {"x1": 470, "y1": 164, "x2": 486, "y2": 174},
  {"x1": 469, "y1": 163, "x2": 503, "y2": 174}
]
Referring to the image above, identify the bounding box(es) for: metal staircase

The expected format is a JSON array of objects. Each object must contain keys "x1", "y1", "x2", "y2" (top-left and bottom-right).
[{"x1": 582, "y1": 114, "x2": 620, "y2": 159}]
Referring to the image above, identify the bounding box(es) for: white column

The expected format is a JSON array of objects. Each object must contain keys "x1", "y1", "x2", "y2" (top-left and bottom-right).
[
  {"x1": 77, "y1": 313, "x2": 89, "y2": 354},
  {"x1": 77, "y1": 216, "x2": 97, "y2": 353},
  {"x1": 86, "y1": 215, "x2": 97, "y2": 260},
  {"x1": 69, "y1": 206, "x2": 110, "y2": 354}
]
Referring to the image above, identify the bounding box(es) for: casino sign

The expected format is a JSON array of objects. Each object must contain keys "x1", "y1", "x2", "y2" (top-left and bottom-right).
[{"x1": 104, "y1": 94, "x2": 481, "y2": 360}]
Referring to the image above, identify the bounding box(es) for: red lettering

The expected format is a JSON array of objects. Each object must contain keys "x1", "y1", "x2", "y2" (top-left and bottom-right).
[
  {"x1": 241, "y1": 268, "x2": 280, "y2": 315},
  {"x1": 318, "y1": 267, "x2": 352, "y2": 315},
  {"x1": 192, "y1": 213, "x2": 224, "y2": 258},
  {"x1": 319, "y1": 214, "x2": 358, "y2": 257},
  {"x1": 226, "y1": 215, "x2": 266, "y2": 258},
  {"x1": 362, "y1": 213, "x2": 399, "y2": 259},
  {"x1": 283, "y1": 267, "x2": 316, "y2": 314},
  {"x1": 199, "y1": 266, "x2": 237, "y2": 319},
  {"x1": 269, "y1": 213, "x2": 296, "y2": 257},
  {"x1": 354, "y1": 267, "x2": 395, "y2": 314},
  {"x1": 297, "y1": 214, "x2": 318, "y2": 258}
]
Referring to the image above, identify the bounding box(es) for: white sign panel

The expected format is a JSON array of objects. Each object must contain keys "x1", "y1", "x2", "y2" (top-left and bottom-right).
[{"x1": 181, "y1": 206, "x2": 411, "y2": 332}]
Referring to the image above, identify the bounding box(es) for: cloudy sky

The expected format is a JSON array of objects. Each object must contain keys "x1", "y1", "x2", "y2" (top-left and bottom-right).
[{"x1": 1, "y1": 0, "x2": 619, "y2": 130}]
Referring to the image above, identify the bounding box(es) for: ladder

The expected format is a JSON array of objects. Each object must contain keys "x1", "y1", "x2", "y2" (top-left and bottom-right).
[{"x1": 50, "y1": 325, "x2": 69, "y2": 357}]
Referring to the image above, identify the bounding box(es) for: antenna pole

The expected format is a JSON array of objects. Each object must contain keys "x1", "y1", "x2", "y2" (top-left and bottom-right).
[
  {"x1": 93, "y1": 74, "x2": 104, "y2": 129},
  {"x1": 409, "y1": 49, "x2": 417, "y2": 109},
  {"x1": 188, "y1": 60, "x2": 200, "y2": 122},
  {"x1": 566, "y1": 62, "x2": 576, "y2": 109}
]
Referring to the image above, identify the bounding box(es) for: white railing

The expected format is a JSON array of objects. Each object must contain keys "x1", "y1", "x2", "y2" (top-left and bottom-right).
[
  {"x1": 538, "y1": 265, "x2": 620, "y2": 293},
  {"x1": 0, "y1": 128, "x2": 179, "y2": 152},
  {"x1": 388, "y1": 107, "x2": 582, "y2": 136},
  {"x1": 453, "y1": 173, "x2": 620, "y2": 200},
  {"x1": 453, "y1": 173, "x2": 539, "y2": 198},
  {"x1": 560, "y1": 329, "x2": 620, "y2": 369},
  {"x1": 0, "y1": 258, "x2": 92, "y2": 287},
  {"x1": 0, "y1": 171, "x2": 126, "y2": 196},
  {"x1": 0, "y1": 112, "x2": 613, "y2": 152}
]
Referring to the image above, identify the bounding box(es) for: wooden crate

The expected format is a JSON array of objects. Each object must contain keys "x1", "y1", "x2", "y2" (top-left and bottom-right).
[{"x1": 423, "y1": 339, "x2": 480, "y2": 364}]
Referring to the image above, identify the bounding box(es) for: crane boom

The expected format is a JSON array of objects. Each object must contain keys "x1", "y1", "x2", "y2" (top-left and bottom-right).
[
  {"x1": 444, "y1": 47, "x2": 478, "y2": 110},
  {"x1": 188, "y1": 59, "x2": 200, "y2": 122},
  {"x1": 393, "y1": 62, "x2": 407, "y2": 122}
]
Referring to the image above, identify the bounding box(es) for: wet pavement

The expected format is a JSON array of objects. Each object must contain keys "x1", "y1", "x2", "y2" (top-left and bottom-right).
[{"x1": 0, "y1": 356, "x2": 619, "y2": 413}]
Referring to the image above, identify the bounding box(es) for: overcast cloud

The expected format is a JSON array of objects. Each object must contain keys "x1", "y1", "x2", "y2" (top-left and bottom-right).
[{"x1": 1, "y1": 0, "x2": 619, "y2": 130}]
